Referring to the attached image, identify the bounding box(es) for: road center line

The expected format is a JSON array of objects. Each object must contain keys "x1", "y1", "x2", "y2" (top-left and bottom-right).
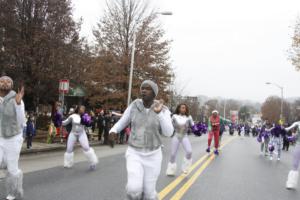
[
  {"x1": 159, "y1": 136, "x2": 236, "y2": 200},
  {"x1": 168, "y1": 137, "x2": 236, "y2": 200}
]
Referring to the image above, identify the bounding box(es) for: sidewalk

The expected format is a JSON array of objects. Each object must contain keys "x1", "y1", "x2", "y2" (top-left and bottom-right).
[
  {"x1": 1, "y1": 141, "x2": 128, "y2": 179},
  {"x1": 21, "y1": 131, "x2": 109, "y2": 155},
  {"x1": 21, "y1": 141, "x2": 103, "y2": 155}
]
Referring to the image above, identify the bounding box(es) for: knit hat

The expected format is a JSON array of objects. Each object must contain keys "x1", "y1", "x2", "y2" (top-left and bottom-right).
[
  {"x1": 0, "y1": 76, "x2": 13, "y2": 90},
  {"x1": 140, "y1": 80, "x2": 159, "y2": 97},
  {"x1": 69, "y1": 108, "x2": 75, "y2": 115},
  {"x1": 212, "y1": 110, "x2": 219, "y2": 114}
]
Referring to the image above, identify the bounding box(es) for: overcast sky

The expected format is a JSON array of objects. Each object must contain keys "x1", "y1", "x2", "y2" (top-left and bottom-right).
[{"x1": 72, "y1": 0, "x2": 300, "y2": 102}]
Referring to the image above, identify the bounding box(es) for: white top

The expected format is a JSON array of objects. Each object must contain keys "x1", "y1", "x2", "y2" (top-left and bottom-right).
[
  {"x1": 109, "y1": 104, "x2": 174, "y2": 137},
  {"x1": 62, "y1": 114, "x2": 85, "y2": 135}
]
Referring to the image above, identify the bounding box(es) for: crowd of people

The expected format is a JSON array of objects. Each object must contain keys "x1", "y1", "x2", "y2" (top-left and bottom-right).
[
  {"x1": 1, "y1": 75, "x2": 300, "y2": 200},
  {"x1": 229, "y1": 118, "x2": 300, "y2": 190}
]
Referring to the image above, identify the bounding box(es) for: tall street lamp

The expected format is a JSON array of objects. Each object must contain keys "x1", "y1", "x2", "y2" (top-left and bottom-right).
[
  {"x1": 266, "y1": 82, "x2": 284, "y2": 120},
  {"x1": 223, "y1": 99, "x2": 226, "y2": 120},
  {"x1": 127, "y1": 11, "x2": 173, "y2": 106}
]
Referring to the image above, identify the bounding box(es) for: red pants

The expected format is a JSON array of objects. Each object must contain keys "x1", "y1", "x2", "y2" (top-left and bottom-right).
[
  {"x1": 56, "y1": 127, "x2": 61, "y2": 136},
  {"x1": 208, "y1": 130, "x2": 220, "y2": 149}
]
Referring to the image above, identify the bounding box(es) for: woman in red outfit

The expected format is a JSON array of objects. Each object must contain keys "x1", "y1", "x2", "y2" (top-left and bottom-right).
[{"x1": 206, "y1": 110, "x2": 221, "y2": 155}]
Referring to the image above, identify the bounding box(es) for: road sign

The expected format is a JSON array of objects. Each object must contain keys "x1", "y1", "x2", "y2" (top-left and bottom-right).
[{"x1": 59, "y1": 79, "x2": 69, "y2": 94}]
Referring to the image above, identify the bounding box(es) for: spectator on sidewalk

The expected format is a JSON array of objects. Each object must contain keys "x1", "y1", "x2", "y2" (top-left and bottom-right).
[
  {"x1": 117, "y1": 110, "x2": 125, "y2": 144},
  {"x1": 51, "y1": 101, "x2": 62, "y2": 137},
  {"x1": 65, "y1": 108, "x2": 75, "y2": 135},
  {"x1": 104, "y1": 110, "x2": 114, "y2": 145},
  {"x1": 97, "y1": 110, "x2": 105, "y2": 143},
  {"x1": 26, "y1": 113, "x2": 36, "y2": 149},
  {"x1": 90, "y1": 110, "x2": 96, "y2": 133}
]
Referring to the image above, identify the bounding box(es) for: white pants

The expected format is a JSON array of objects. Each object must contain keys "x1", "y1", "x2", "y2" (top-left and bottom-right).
[
  {"x1": 66, "y1": 132, "x2": 90, "y2": 153},
  {"x1": 64, "y1": 132, "x2": 98, "y2": 168},
  {"x1": 170, "y1": 135, "x2": 192, "y2": 163},
  {"x1": 0, "y1": 134, "x2": 24, "y2": 197},
  {"x1": 270, "y1": 137, "x2": 282, "y2": 158},
  {"x1": 126, "y1": 147, "x2": 162, "y2": 200},
  {"x1": 0, "y1": 134, "x2": 23, "y2": 175}
]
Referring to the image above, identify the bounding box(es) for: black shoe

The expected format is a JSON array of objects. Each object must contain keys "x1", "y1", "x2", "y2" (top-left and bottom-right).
[
  {"x1": 109, "y1": 140, "x2": 115, "y2": 148},
  {"x1": 214, "y1": 150, "x2": 219, "y2": 155}
]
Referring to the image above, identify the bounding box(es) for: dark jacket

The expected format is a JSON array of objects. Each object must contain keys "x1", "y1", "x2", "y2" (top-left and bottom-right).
[
  {"x1": 52, "y1": 112, "x2": 62, "y2": 128},
  {"x1": 26, "y1": 120, "x2": 36, "y2": 136},
  {"x1": 97, "y1": 115, "x2": 105, "y2": 128}
]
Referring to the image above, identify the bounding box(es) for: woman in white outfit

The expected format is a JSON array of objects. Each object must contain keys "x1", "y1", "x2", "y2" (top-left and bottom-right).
[
  {"x1": 109, "y1": 80, "x2": 174, "y2": 200},
  {"x1": 63, "y1": 105, "x2": 98, "y2": 170},
  {"x1": 0, "y1": 76, "x2": 25, "y2": 200},
  {"x1": 166, "y1": 103, "x2": 194, "y2": 176},
  {"x1": 285, "y1": 121, "x2": 300, "y2": 189}
]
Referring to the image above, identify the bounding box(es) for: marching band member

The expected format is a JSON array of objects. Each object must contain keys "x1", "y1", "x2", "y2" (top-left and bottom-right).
[
  {"x1": 62, "y1": 105, "x2": 98, "y2": 170},
  {"x1": 166, "y1": 103, "x2": 194, "y2": 176},
  {"x1": 109, "y1": 80, "x2": 173, "y2": 200},
  {"x1": 285, "y1": 121, "x2": 300, "y2": 189}
]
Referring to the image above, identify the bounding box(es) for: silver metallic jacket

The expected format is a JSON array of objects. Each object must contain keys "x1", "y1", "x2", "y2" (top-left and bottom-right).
[{"x1": 172, "y1": 114, "x2": 194, "y2": 137}]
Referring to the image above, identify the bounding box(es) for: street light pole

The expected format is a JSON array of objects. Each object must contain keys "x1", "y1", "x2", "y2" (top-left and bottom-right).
[
  {"x1": 266, "y1": 82, "x2": 284, "y2": 120},
  {"x1": 280, "y1": 87, "x2": 283, "y2": 120},
  {"x1": 1, "y1": 28, "x2": 5, "y2": 52},
  {"x1": 127, "y1": 11, "x2": 173, "y2": 107},
  {"x1": 223, "y1": 99, "x2": 226, "y2": 119},
  {"x1": 127, "y1": 33, "x2": 136, "y2": 107}
]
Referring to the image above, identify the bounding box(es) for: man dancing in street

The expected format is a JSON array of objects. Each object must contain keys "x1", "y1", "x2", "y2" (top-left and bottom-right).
[
  {"x1": 0, "y1": 76, "x2": 25, "y2": 200},
  {"x1": 109, "y1": 80, "x2": 174, "y2": 200}
]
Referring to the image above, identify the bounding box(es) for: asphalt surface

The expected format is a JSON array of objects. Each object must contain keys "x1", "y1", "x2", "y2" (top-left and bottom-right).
[{"x1": 0, "y1": 133, "x2": 299, "y2": 200}]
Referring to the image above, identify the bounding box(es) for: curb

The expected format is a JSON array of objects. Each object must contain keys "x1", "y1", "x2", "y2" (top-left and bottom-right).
[{"x1": 20, "y1": 142, "x2": 102, "y2": 155}]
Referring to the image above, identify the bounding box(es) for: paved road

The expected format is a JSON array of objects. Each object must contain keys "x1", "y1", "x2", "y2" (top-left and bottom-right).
[{"x1": 0, "y1": 133, "x2": 299, "y2": 200}]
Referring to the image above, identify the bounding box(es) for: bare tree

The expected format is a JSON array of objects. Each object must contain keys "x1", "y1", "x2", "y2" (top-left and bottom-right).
[
  {"x1": 261, "y1": 96, "x2": 291, "y2": 123},
  {"x1": 0, "y1": 0, "x2": 84, "y2": 110},
  {"x1": 289, "y1": 17, "x2": 300, "y2": 70},
  {"x1": 218, "y1": 99, "x2": 241, "y2": 119},
  {"x1": 290, "y1": 99, "x2": 300, "y2": 122},
  {"x1": 238, "y1": 106, "x2": 251, "y2": 122},
  {"x1": 91, "y1": 0, "x2": 173, "y2": 107}
]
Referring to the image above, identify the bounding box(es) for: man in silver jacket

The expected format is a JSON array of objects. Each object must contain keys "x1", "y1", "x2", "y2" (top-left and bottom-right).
[
  {"x1": 0, "y1": 76, "x2": 25, "y2": 200},
  {"x1": 110, "y1": 80, "x2": 174, "y2": 200}
]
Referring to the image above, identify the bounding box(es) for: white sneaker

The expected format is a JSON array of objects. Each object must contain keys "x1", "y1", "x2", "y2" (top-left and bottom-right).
[
  {"x1": 264, "y1": 152, "x2": 268, "y2": 157},
  {"x1": 166, "y1": 162, "x2": 177, "y2": 176},
  {"x1": 277, "y1": 158, "x2": 281, "y2": 161},
  {"x1": 64, "y1": 152, "x2": 74, "y2": 168},
  {"x1": 286, "y1": 170, "x2": 299, "y2": 189},
  {"x1": 270, "y1": 156, "x2": 273, "y2": 161},
  {"x1": 182, "y1": 158, "x2": 192, "y2": 174},
  {"x1": 6, "y1": 195, "x2": 16, "y2": 200}
]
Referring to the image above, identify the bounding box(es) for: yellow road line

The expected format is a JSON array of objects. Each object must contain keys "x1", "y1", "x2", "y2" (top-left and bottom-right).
[
  {"x1": 159, "y1": 136, "x2": 236, "y2": 200},
  {"x1": 170, "y1": 155, "x2": 215, "y2": 200},
  {"x1": 169, "y1": 137, "x2": 236, "y2": 200},
  {"x1": 158, "y1": 154, "x2": 209, "y2": 199}
]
